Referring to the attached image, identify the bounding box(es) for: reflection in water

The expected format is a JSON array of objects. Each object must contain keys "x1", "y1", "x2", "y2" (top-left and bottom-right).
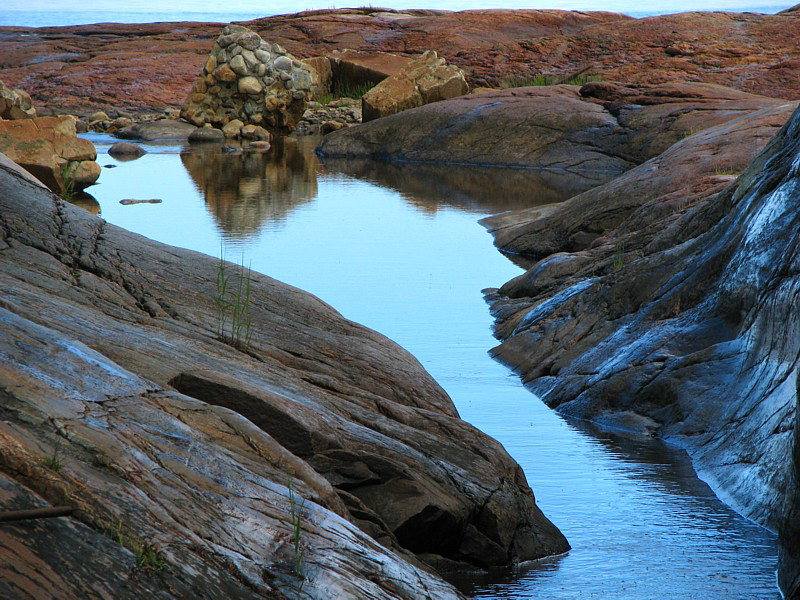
[
  {"x1": 318, "y1": 156, "x2": 612, "y2": 215},
  {"x1": 180, "y1": 137, "x2": 320, "y2": 240},
  {"x1": 88, "y1": 134, "x2": 781, "y2": 599},
  {"x1": 66, "y1": 191, "x2": 101, "y2": 215}
]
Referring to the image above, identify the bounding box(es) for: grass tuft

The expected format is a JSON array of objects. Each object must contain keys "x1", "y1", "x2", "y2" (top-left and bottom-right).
[
  {"x1": 288, "y1": 477, "x2": 307, "y2": 596},
  {"x1": 503, "y1": 71, "x2": 602, "y2": 88},
  {"x1": 214, "y1": 251, "x2": 254, "y2": 351}
]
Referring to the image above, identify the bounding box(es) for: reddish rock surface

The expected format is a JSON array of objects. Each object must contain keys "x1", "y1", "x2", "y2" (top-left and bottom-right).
[{"x1": 1, "y1": 8, "x2": 798, "y2": 115}]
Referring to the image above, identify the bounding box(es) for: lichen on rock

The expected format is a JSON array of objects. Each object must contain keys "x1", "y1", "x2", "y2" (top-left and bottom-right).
[{"x1": 181, "y1": 25, "x2": 314, "y2": 135}]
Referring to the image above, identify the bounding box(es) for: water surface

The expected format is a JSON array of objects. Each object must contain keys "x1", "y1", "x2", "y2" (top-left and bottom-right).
[
  {"x1": 83, "y1": 133, "x2": 780, "y2": 598},
  {"x1": 2, "y1": 1, "x2": 795, "y2": 27}
]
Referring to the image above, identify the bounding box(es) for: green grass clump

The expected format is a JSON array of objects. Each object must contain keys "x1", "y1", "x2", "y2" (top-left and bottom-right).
[
  {"x1": 42, "y1": 445, "x2": 62, "y2": 471},
  {"x1": 288, "y1": 477, "x2": 307, "y2": 596},
  {"x1": 317, "y1": 80, "x2": 377, "y2": 105},
  {"x1": 61, "y1": 162, "x2": 77, "y2": 201},
  {"x1": 503, "y1": 71, "x2": 602, "y2": 88},
  {"x1": 136, "y1": 542, "x2": 168, "y2": 571},
  {"x1": 214, "y1": 252, "x2": 254, "y2": 351}
]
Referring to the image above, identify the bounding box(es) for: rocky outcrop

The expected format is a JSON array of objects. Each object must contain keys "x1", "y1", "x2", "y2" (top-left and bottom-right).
[
  {"x1": 116, "y1": 119, "x2": 198, "y2": 141},
  {"x1": 180, "y1": 138, "x2": 318, "y2": 238},
  {"x1": 327, "y1": 50, "x2": 413, "y2": 88},
  {"x1": 181, "y1": 25, "x2": 314, "y2": 134},
  {"x1": 482, "y1": 95, "x2": 800, "y2": 596},
  {"x1": 0, "y1": 157, "x2": 568, "y2": 597},
  {"x1": 0, "y1": 80, "x2": 35, "y2": 119},
  {"x1": 1, "y1": 9, "x2": 798, "y2": 116},
  {"x1": 0, "y1": 116, "x2": 99, "y2": 193},
  {"x1": 318, "y1": 83, "x2": 783, "y2": 174},
  {"x1": 361, "y1": 51, "x2": 468, "y2": 122},
  {"x1": 484, "y1": 100, "x2": 797, "y2": 259}
]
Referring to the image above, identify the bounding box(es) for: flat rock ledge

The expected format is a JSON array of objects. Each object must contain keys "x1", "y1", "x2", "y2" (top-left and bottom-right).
[
  {"x1": 0, "y1": 156, "x2": 567, "y2": 598},
  {"x1": 316, "y1": 82, "x2": 783, "y2": 176},
  {"x1": 482, "y1": 97, "x2": 800, "y2": 599}
]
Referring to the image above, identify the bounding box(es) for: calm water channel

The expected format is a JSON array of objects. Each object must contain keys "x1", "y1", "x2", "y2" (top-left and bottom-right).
[{"x1": 79, "y1": 133, "x2": 780, "y2": 598}]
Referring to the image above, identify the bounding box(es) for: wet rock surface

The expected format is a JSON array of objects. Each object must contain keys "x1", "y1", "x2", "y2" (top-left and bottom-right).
[
  {"x1": 317, "y1": 83, "x2": 783, "y2": 173},
  {"x1": 0, "y1": 157, "x2": 568, "y2": 597},
  {"x1": 0, "y1": 9, "x2": 798, "y2": 117},
  {"x1": 482, "y1": 96, "x2": 800, "y2": 597}
]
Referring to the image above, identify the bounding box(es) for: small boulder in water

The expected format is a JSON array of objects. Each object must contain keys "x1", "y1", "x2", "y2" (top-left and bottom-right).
[{"x1": 108, "y1": 142, "x2": 146, "y2": 159}]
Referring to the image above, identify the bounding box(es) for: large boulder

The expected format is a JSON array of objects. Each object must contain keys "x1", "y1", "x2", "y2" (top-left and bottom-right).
[
  {"x1": 0, "y1": 115, "x2": 99, "y2": 193},
  {"x1": 0, "y1": 158, "x2": 568, "y2": 597},
  {"x1": 116, "y1": 119, "x2": 198, "y2": 141},
  {"x1": 0, "y1": 79, "x2": 35, "y2": 119},
  {"x1": 181, "y1": 25, "x2": 314, "y2": 135},
  {"x1": 319, "y1": 82, "x2": 784, "y2": 174},
  {"x1": 361, "y1": 50, "x2": 468, "y2": 122},
  {"x1": 482, "y1": 96, "x2": 800, "y2": 597}
]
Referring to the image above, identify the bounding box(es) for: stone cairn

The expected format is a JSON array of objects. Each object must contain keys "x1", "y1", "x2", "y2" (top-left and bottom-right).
[{"x1": 181, "y1": 25, "x2": 313, "y2": 135}]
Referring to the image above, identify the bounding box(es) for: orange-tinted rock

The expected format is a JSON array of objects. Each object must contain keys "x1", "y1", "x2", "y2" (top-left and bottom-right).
[
  {"x1": 0, "y1": 9, "x2": 797, "y2": 116},
  {"x1": 0, "y1": 80, "x2": 36, "y2": 119},
  {"x1": 0, "y1": 116, "x2": 99, "y2": 193},
  {"x1": 328, "y1": 49, "x2": 413, "y2": 87},
  {"x1": 362, "y1": 50, "x2": 468, "y2": 122},
  {"x1": 302, "y1": 56, "x2": 333, "y2": 98}
]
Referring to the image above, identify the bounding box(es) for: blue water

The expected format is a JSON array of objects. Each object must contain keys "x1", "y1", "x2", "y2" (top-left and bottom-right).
[
  {"x1": 0, "y1": 1, "x2": 795, "y2": 27},
  {"x1": 77, "y1": 133, "x2": 781, "y2": 598}
]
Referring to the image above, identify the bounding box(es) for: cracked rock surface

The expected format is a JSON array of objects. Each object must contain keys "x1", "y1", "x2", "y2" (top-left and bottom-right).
[
  {"x1": 0, "y1": 156, "x2": 567, "y2": 598},
  {"x1": 482, "y1": 94, "x2": 800, "y2": 596}
]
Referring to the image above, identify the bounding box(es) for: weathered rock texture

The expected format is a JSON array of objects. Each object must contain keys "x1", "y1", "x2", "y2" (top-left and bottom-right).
[
  {"x1": 318, "y1": 82, "x2": 784, "y2": 174},
  {"x1": 362, "y1": 50, "x2": 468, "y2": 122},
  {"x1": 0, "y1": 116, "x2": 99, "y2": 193},
  {"x1": 1, "y1": 9, "x2": 798, "y2": 116},
  {"x1": 482, "y1": 97, "x2": 800, "y2": 597},
  {"x1": 0, "y1": 79, "x2": 36, "y2": 119},
  {"x1": 0, "y1": 158, "x2": 568, "y2": 597},
  {"x1": 181, "y1": 25, "x2": 313, "y2": 134}
]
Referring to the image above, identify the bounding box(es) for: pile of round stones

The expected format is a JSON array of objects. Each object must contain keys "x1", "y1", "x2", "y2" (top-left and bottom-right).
[{"x1": 181, "y1": 25, "x2": 314, "y2": 134}]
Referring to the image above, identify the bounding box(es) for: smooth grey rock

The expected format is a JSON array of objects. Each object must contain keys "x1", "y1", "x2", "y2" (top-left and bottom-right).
[
  {"x1": 482, "y1": 98, "x2": 800, "y2": 598},
  {"x1": 116, "y1": 119, "x2": 197, "y2": 141},
  {"x1": 188, "y1": 127, "x2": 225, "y2": 143},
  {"x1": 108, "y1": 141, "x2": 146, "y2": 158},
  {"x1": 0, "y1": 158, "x2": 569, "y2": 597},
  {"x1": 229, "y1": 54, "x2": 247, "y2": 75},
  {"x1": 274, "y1": 56, "x2": 293, "y2": 72}
]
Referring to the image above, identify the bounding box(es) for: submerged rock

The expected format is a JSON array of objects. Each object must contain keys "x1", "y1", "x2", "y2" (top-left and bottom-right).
[
  {"x1": 0, "y1": 158, "x2": 568, "y2": 597},
  {"x1": 483, "y1": 96, "x2": 800, "y2": 596}
]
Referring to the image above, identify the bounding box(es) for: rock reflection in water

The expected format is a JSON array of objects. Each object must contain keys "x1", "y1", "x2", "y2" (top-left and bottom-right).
[
  {"x1": 180, "y1": 136, "x2": 320, "y2": 240},
  {"x1": 318, "y1": 156, "x2": 613, "y2": 215},
  {"x1": 66, "y1": 191, "x2": 101, "y2": 215}
]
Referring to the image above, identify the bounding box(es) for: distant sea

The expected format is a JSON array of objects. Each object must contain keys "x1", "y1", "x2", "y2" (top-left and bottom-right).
[{"x1": 1, "y1": 0, "x2": 796, "y2": 27}]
